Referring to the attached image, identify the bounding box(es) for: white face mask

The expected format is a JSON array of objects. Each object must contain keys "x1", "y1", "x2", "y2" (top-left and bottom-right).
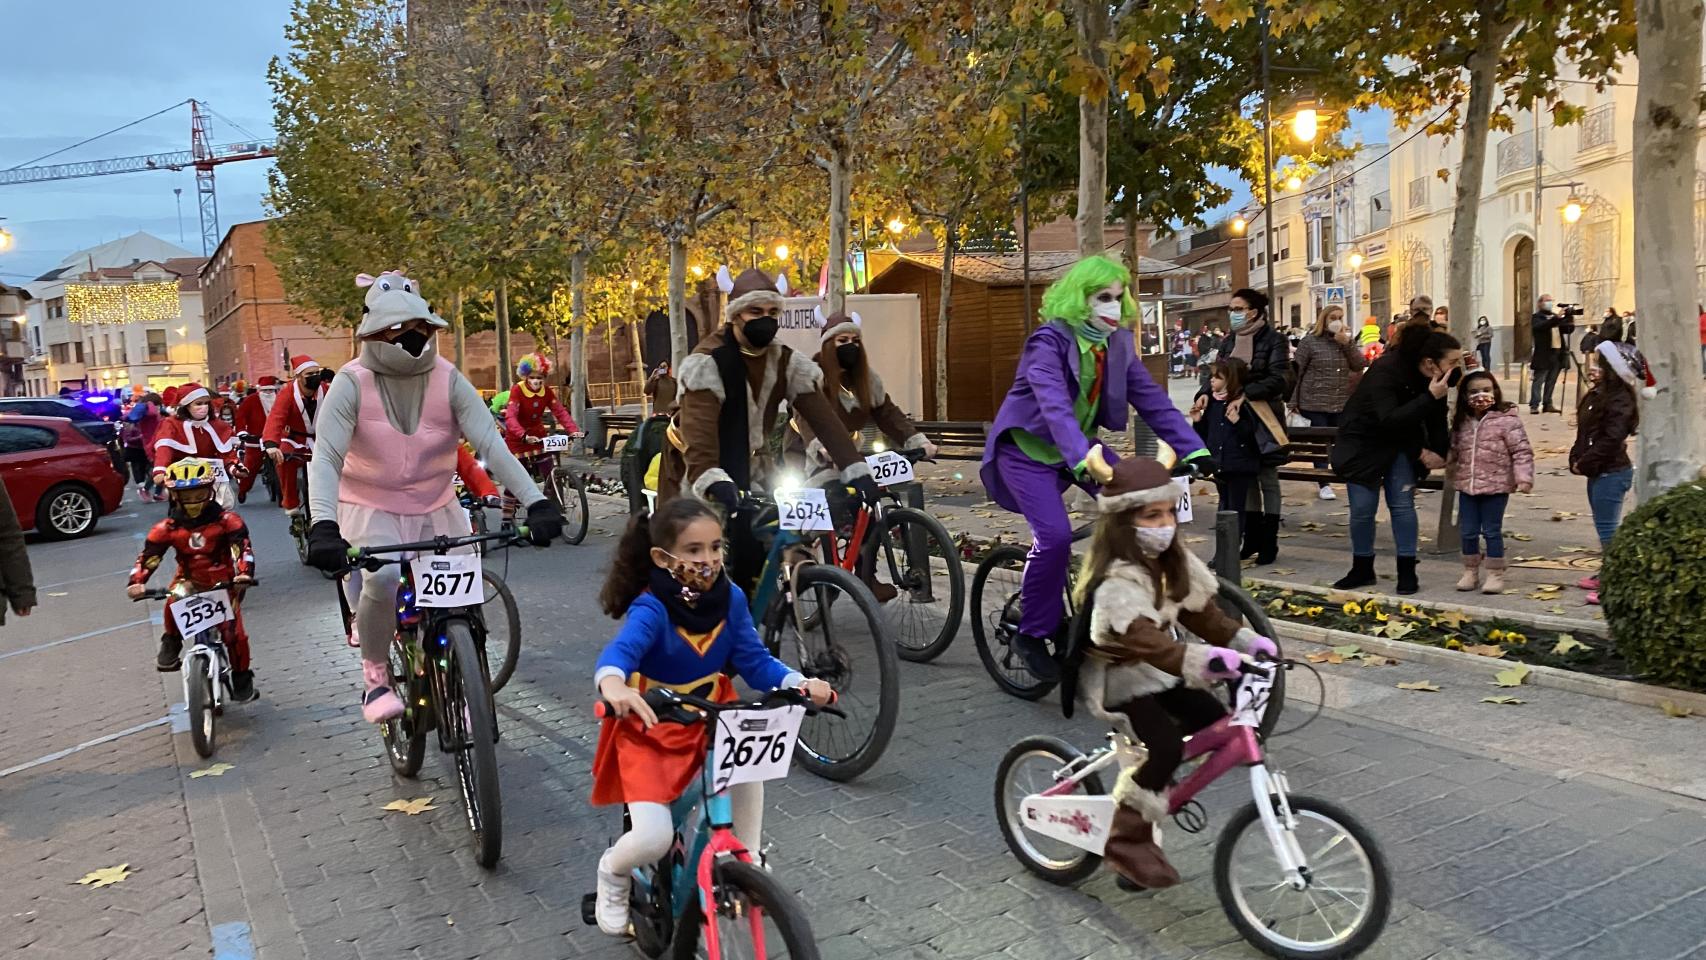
[
  {"x1": 1092, "y1": 300, "x2": 1123, "y2": 324},
  {"x1": 1327, "y1": 319, "x2": 1344, "y2": 334},
  {"x1": 1133, "y1": 524, "x2": 1177, "y2": 555}
]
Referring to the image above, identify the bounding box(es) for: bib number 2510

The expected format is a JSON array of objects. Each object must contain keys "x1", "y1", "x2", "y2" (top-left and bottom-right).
[{"x1": 409, "y1": 553, "x2": 482, "y2": 608}]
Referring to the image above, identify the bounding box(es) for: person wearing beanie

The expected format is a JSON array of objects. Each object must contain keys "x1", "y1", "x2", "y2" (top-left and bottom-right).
[
  {"x1": 302, "y1": 270, "x2": 564, "y2": 724},
  {"x1": 984, "y1": 255, "x2": 1214, "y2": 683},
  {"x1": 262, "y1": 355, "x2": 335, "y2": 521},
  {"x1": 149, "y1": 381, "x2": 243, "y2": 507},
  {"x1": 1196, "y1": 287, "x2": 1290, "y2": 566},
  {"x1": 660, "y1": 266, "x2": 881, "y2": 588},
  {"x1": 233, "y1": 375, "x2": 281, "y2": 503},
  {"x1": 1570, "y1": 340, "x2": 1646, "y2": 604},
  {"x1": 1059, "y1": 457, "x2": 1277, "y2": 890}
]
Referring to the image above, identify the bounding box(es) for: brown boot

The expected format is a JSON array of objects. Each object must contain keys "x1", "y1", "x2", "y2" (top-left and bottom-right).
[
  {"x1": 1480, "y1": 557, "x2": 1507, "y2": 594},
  {"x1": 1104, "y1": 777, "x2": 1180, "y2": 889},
  {"x1": 1456, "y1": 555, "x2": 1482, "y2": 591}
]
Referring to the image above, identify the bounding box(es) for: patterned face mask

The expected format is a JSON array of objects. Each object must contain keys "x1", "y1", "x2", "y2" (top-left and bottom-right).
[
  {"x1": 660, "y1": 550, "x2": 722, "y2": 599},
  {"x1": 1467, "y1": 391, "x2": 1496, "y2": 412},
  {"x1": 1133, "y1": 523, "x2": 1177, "y2": 555}
]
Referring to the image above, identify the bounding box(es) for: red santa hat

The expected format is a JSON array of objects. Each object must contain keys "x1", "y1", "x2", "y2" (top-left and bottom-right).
[
  {"x1": 175, "y1": 382, "x2": 211, "y2": 409},
  {"x1": 289, "y1": 355, "x2": 321, "y2": 377},
  {"x1": 1595, "y1": 340, "x2": 1658, "y2": 399},
  {"x1": 257, "y1": 375, "x2": 281, "y2": 387},
  {"x1": 162, "y1": 386, "x2": 181, "y2": 407}
]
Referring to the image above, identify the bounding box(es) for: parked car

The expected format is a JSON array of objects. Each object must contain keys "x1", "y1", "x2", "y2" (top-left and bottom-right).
[
  {"x1": 0, "y1": 415, "x2": 127, "y2": 540},
  {"x1": 0, "y1": 397, "x2": 124, "y2": 470}
]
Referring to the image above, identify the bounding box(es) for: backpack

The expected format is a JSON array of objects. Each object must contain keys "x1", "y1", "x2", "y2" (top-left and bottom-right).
[{"x1": 621, "y1": 414, "x2": 673, "y2": 514}]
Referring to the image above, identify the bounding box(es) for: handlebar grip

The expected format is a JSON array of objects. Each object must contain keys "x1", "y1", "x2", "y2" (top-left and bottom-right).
[
  {"x1": 594, "y1": 700, "x2": 610, "y2": 719},
  {"x1": 345, "y1": 545, "x2": 361, "y2": 559}
]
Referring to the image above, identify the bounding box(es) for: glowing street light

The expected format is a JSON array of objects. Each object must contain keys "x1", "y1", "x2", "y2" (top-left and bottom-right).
[
  {"x1": 689, "y1": 264, "x2": 705, "y2": 279},
  {"x1": 1347, "y1": 248, "x2": 1364, "y2": 270},
  {"x1": 774, "y1": 243, "x2": 791, "y2": 261},
  {"x1": 1290, "y1": 107, "x2": 1319, "y2": 144},
  {"x1": 1230, "y1": 217, "x2": 1247, "y2": 235},
  {"x1": 0, "y1": 228, "x2": 12, "y2": 252},
  {"x1": 1284, "y1": 174, "x2": 1303, "y2": 192},
  {"x1": 886, "y1": 218, "x2": 906, "y2": 235},
  {"x1": 1561, "y1": 194, "x2": 1584, "y2": 224}
]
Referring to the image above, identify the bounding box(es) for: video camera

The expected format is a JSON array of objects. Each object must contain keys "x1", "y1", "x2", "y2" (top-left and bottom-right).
[{"x1": 1554, "y1": 302, "x2": 1586, "y2": 318}]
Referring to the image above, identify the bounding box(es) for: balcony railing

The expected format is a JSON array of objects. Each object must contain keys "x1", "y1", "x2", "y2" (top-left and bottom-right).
[
  {"x1": 1408, "y1": 176, "x2": 1429, "y2": 213},
  {"x1": 1497, "y1": 135, "x2": 1535, "y2": 178},
  {"x1": 1579, "y1": 103, "x2": 1615, "y2": 153}
]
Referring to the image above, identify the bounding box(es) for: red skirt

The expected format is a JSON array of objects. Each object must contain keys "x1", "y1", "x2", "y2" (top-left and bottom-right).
[{"x1": 590, "y1": 716, "x2": 707, "y2": 806}]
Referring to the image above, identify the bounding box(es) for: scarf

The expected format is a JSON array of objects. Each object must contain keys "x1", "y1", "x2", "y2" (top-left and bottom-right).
[
  {"x1": 647, "y1": 565, "x2": 731, "y2": 635},
  {"x1": 710, "y1": 330, "x2": 753, "y2": 489},
  {"x1": 1079, "y1": 314, "x2": 1116, "y2": 345},
  {"x1": 1231, "y1": 318, "x2": 1266, "y2": 364}
]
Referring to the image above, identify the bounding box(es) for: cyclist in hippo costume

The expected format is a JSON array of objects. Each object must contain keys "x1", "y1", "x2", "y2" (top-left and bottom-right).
[{"x1": 982, "y1": 255, "x2": 1215, "y2": 682}]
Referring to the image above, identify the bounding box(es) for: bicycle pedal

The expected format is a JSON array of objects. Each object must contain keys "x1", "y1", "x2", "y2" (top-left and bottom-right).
[{"x1": 579, "y1": 893, "x2": 597, "y2": 926}]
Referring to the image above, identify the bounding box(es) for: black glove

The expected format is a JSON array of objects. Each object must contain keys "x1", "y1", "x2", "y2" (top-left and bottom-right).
[
  {"x1": 704, "y1": 480, "x2": 740, "y2": 514},
  {"x1": 1176, "y1": 454, "x2": 1217, "y2": 479},
  {"x1": 305, "y1": 520, "x2": 352, "y2": 573},
  {"x1": 524, "y1": 499, "x2": 564, "y2": 545},
  {"x1": 849, "y1": 474, "x2": 883, "y2": 508}
]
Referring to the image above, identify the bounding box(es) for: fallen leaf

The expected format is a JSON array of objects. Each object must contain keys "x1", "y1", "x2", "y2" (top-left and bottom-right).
[
  {"x1": 1550, "y1": 511, "x2": 1579, "y2": 521},
  {"x1": 1527, "y1": 590, "x2": 1559, "y2": 600},
  {"x1": 189, "y1": 762, "x2": 235, "y2": 779},
  {"x1": 74, "y1": 865, "x2": 132, "y2": 888},
  {"x1": 1552, "y1": 635, "x2": 1588, "y2": 655},
  {"x1": 1380, "y1": 621, "x2": 1417, "y2": 640},
  {"x1": 1508, "y1": 532, "x2": 1534, "y2": 542},
  {"x1": 383, "y1": 797, "x2": 438, "y2": 816},
  {"x1": 1481, "y1": 695, "x2": 1526, "y2": 705},
  {"x1": 1492, "y1": 662, "x2": 1532, "y2": 687},
  {"x1": 1266, "y1": 597, "x2": 1287, "y2": 613},
  {"x1": 1660, "y1": 701, "x2": 1695, "y2": 719},
  {"x1": 1270, "y1": 567, "x2": 1296, "y2": 575},
  {"x1": 1324, "y1": 590, "x2": 1362, "y2": 605},
  {"x1": 1434, "y1": 609, "x2": 1472, "y2": 629},
  {"x1": 1331, "y1": 644, "x2": 1362, "y2": 657},
  {"x1": 1396, "y1": 680, "x2": 1441, "y2": 692},
  {"x1": 1462, "y1": 643, "x2": 1507, "y2": 658},
  {"x1": 1358, "y1": 654, "x2": 1396, "y2": 666},
  {"x1": 1305, "y1": 651, "x2": 1344, "y2": 665}
]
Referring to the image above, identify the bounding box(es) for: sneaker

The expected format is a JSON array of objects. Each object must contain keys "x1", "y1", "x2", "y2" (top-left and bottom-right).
[
  {"x1": 361, "y1": 659, "x2": 404, "y2": 722},
  {"x1": 1010, "y1": 633, "x2": 1061, "y2": 682},
  {"x1": 1576, "y1": 576, "x2": 1600, "y2": 591},
  {"x1": 595, "y1": 851, "x2": 632, "y2": 936},
  {"x1": 156, "y1": 634, "x2": 183, "y2": 672},
  {"x1": 229, "y1": 670, "x2": 258, "y2": 702},
  {"x1": 1585, "y1": 591, "x2": 1601, "y2": 606},
  {"x1": 1317, "y1": 486, "x2": 1337, "y2": 501}
]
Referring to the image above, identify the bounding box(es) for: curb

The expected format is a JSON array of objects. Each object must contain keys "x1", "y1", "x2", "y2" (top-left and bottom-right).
[
  {"x1": 1245, "y1": 576, "x2": 1608, "y2": 637},
  {"x1": 1271, "y1": 619, "x2": 1706, "y2": 715}
]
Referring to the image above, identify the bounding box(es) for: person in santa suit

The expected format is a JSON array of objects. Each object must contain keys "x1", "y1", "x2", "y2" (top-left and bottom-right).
[
  {"x1": 233, "y1": 376, "x2": 281, "y2": 502},
  {"x1": 262, "y1": 355, "x2": 333, "y2": 521},
  {"x1": 150, "y1": 382, "x2": 244, "y2": 508}
]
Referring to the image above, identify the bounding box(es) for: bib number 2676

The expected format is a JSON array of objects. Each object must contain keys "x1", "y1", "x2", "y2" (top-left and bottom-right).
[{"x1": 710, "y1": 705, "x2": 806, "y2": 791}]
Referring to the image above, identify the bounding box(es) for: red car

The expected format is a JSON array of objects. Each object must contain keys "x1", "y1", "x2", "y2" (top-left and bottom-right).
[{"x1": 0, "y1": 414, "x2": 127, "y2": 540}]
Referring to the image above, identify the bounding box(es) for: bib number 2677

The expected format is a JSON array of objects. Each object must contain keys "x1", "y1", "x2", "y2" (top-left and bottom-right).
[{"x1": 409, "y1": 553, "x2": 482, "y2": 608}]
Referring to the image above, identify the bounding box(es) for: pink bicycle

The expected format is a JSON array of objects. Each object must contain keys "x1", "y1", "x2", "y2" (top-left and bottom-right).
[{"x1": 995, "y1": 659, "x2": 1391, "y2": 959}]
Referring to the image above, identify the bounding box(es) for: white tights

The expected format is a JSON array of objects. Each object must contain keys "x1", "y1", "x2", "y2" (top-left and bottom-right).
[{"x1": 603, "y1": 782, "x2": 765, "y2": 874}]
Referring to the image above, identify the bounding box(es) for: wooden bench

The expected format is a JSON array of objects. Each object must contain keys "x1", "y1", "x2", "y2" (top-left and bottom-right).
[
  {"x1": 912, "y1": 420, "x2": 989, "y2": 461},
  {"x1": 1277, "y1": 426, "x2": 1444, "y2": 490}
]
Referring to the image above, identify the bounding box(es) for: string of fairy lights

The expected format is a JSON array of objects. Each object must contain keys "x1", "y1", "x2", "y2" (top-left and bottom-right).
[{"x1": 64, "y1": 280, "x2": 182, "y2": 325}]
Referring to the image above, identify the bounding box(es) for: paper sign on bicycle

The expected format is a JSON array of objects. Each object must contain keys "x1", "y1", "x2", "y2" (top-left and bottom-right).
[
  {"x1": 541, "y1": 434, "x2": 571, "y2": 453},
  {"x1": 777, "y1": 488, "x2": 833, "y2": 532},
  {"x1": 410, "y1": 553, "x2": 483, "y2": 608},
  {"x1": 709, "y1": 705, "x2": 805, "y2": 791},
  {"x1": 1229, "y1": 667, "x2": 1274, "y2": 727},
  {"x1": 1173, "y1": 477, "x2": 1193, "y2": 524},
  {"x1": 171, "y1": 590, "x2": 234, "y2": 637},
  {"x1": 864, "y1": 451, "x2": 914, "y2": 487}
]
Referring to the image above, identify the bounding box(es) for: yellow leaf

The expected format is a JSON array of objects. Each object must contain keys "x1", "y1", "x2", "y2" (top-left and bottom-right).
[
  {"x1": 1380, "y1": 621, "x2": 1416, "y2": 640},
  {"x1": 189, "y1": 762, "x2": 235, "y2": 779},
  {"x1": 1435, "y1": 610, "x2": 1472, "y2": 629},
  {"x1": 74, "y1": 864, "x2": 132, "y2": 888},
  {"x1": 1492, "y1": 662, "x2": 1532, "y2": 688},
  {"x1": 1660, "y1": 700, "x2": 1695, "y2": 719},
  {"x1": 383, "y1": 797, "x2": 439, "y2": 816},
  {"x1": 1266, "y1": 597, "x2": 1287, "y2": 613},
  {"x1": 1042, "y1": 9, "x2": 1066, "y2": 30},
  {"x1": 1359, "y1": 654, "x2": 1396, "y2": 667},
  {"x1": 1396, "y1": 680, "x2": 1441, "y2": 692},
  {"x1": 1462, "y1": 643, "x2": 1506, "y2": 658},
  {"x1": 1482, "y1": 695, "x2": 1526, "y2": 705},
  {"x1": 1552, "y1": 635, "x2": 1587, "y2": 655}
]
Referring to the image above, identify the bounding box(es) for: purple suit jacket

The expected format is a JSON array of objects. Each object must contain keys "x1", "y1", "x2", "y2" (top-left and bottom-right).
[{"x1": 981, "y1": 321, "x2": 1203, "y2": 512}]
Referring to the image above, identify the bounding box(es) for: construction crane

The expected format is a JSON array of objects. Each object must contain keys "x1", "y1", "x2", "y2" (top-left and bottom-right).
[{"x1": 0, "y1": 100, "x2": 275, "y2": 256}]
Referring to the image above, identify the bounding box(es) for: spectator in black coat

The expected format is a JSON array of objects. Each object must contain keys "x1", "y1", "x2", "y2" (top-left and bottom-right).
[
  {"x1": 1529, "y1": 294, "x2": 1575, "y2": 414},
  {"x1": 1202, "y1": 288, "x2": 1290, "y2": 565}
]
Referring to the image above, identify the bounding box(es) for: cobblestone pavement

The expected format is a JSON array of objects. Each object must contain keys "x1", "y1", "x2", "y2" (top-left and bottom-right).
[{"x1": 4, "y1": 490, "x2": 1706, "y2": 960}]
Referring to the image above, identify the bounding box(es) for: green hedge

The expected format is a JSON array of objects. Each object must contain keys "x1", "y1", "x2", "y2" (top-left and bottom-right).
[{"x1": 1602, "y1": 480, "x2": 1706, "y2": 690}]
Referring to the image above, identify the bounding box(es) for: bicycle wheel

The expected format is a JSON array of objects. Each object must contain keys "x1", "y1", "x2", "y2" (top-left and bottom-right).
[
  {"x1": 669, "y1": 858, "x2": 821, "y2": 960},
  {"x1": 445, "y1": 620, "x2": 503, "y2": 867},
  {"x1": 186, "y1": 654, "x2": 217, "y2": 759},
  {"x1": 293, "y1": 462, "x2": 312, "y2": 566},
  {"x1": 866, "y1": 507, "x2": 964, "y2": 663},
  {"x1": 480, "y1": 570, "x2": 521, "y2": 694},
  {"x1": 994, "y1": 736, "x2": 1104, "y2": 885},
  {"x1": 768, "y1": 564, "x2": 897, "y2": 782},
  {"x1": 1201, "y1": 577, "x2": 1286, "y2": 740},
  {"x1": 382, "y1": 634, "x2": 427, "y2": 777},
  {"x1": 1214, "y1": 794, "x2": 1391, "y2": 959},
  {"x1": 970, "y1": 545, "x2": 1057, "y2": 700},
  {"x1": 552, "y1": 466, "x2": 589, "y2": 545}
]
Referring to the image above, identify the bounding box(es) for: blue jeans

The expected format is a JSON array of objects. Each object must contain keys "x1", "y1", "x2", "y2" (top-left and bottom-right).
[
  {"x1": 1458, "y1": 492, "x2": 1510, "y2": 558},
  {"x1": 1587, "y1": 468, "x2": 1633, "y2": 548},
  {"x1": 1348, "y1": 454, "x2": 1418, "y2": 558}
]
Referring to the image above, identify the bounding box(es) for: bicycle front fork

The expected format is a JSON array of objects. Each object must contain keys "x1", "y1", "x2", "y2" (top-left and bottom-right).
[{"x1": 1249, "y1": 764, "x2": 1309, "y2": 889}]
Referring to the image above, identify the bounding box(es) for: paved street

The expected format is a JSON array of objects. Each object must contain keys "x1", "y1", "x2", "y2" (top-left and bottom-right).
[{"x1": 4, "y1": 491, "x2": 1706, "y2": 960}]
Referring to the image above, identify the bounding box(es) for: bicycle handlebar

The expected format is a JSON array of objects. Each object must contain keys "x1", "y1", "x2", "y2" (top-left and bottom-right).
[
  {"x1": 594, "y1": 685, "x2": 845, "y2": 725},
  {"x1": 339, "y1": 529, "x2": 530, "y2": 571},
  {"x1": 132, "y1": 579, "x2": 258, "y2": 601}
]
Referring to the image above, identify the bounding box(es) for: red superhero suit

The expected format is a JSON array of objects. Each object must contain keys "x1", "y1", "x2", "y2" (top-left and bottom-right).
[
  {"x1": 129, "y1": 502, "x2": 257, "y2": 671},
  {"x1": 233, "y1": 378, "x2": 280, "y2": 500},
  {"x1": 262, "y1": 357, "x2": 330, "y2": 511},
  {"x1": 151, "y1": 384, "x2": 241, "y2": 481},
  {"x1": 503, "y1": 381, "x2": 578, "y2": 458}
]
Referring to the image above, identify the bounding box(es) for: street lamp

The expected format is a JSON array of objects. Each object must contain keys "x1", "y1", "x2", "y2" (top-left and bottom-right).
[
  {"x1": 774, "y1": 243, "x2": 790, "y2": 261},
  {"x1": 1347, "y1": 248, "x2": 1364, "y2": 271},
  {"x1": 0, "y1": 217, "x2": 12, "y2": 252},
  {"x1": 1291, "y1": 107, "x2": 1319, "y2": 144},
  {"x1": 886, "y1": 218, "x2": 906, "y2": 235},
  {"x1": 1285, "y1": 174, "x2": 1303, "y2": 192},
  {"x1": 1230, "y1": 216, "x2": 1248, "y2": 235},
  {"x1": 1561, "y1": 194, "x2": 1584, "y2": 224}
]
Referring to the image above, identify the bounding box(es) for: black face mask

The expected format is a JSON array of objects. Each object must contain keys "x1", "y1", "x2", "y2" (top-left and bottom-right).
[
  {"x1": 835, "y1": 342, "x2": 863, "y2": 370},
  {"x1": 396, "y1": 328, "x2": 432, "y2": 357},
  {"x1": 741, "y1": 315, "x2": 779, "y2": 349}
]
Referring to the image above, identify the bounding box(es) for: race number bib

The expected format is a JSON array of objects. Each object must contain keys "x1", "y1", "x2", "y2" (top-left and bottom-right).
[
  {"x1": 207, "y1": 460, "x2": 230, "y2": 483},
  {"x1": 541, "y1": 434, "x2": 571, "y2": 453},
  {"x1": 1229, "y1": 668, "x2": 1274, "y2": 728},
  {"x1": 710, "y1": 705, "x2": 806, "y2": 791},
  {"x1": 409, "y1": 553, "x2": 482, "y2": 608},
  {"x1": 1173, "y1": 477, "x2": 1193, "y2": 524},
  {"x1": 171, "y1": 590, "x2": 234, "y2": 638},
  {"x1": 865, "y1": 451, "x2": 914, "y2": 487},
  {"x1": 777, "y1": 488, "x2": 833, "y2": 532}
]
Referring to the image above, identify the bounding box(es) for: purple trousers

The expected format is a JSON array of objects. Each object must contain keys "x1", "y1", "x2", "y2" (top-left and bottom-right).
[{"x1": 992, "y1": 442, "x2": 1079, "y2": 638}]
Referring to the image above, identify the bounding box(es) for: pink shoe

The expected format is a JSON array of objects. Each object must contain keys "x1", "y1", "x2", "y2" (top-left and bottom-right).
[
  {"x1": 1585, "y1": 591, "x2": 1601, "y2": 606},
  {"x1": 361, "y1": 659, "x2": 404, "y2": 723},
  {"x1": 346, "y1": 621, "x2": 360, "y2": 649},
  {"x1": 1577, "y1": 576, "x2": 1600, "y2": 591}
]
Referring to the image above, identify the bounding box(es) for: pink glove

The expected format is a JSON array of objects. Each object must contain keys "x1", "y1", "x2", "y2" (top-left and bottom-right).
[
  {"x1": 1243, "y1": 635, "x2": 1280, "y2": 661},
  {"x1": 1201, "y1": 646, "x2": 1244, "y2": 683}
]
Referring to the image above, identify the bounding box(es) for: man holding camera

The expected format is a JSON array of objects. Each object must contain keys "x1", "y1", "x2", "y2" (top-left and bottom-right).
[{"x1": 1529, "y1": 295, "x2": 1578, "y2": 414}]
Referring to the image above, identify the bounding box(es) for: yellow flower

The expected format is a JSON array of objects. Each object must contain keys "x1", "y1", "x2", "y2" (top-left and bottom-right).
[
  {"x1": 1445, "y1": 637, "x2": 1464, "y2": 650},
  {"x1": 1342, "y1": 601, "x2": 1362, "y2": 616},
  {"x1": 1400, "y1": 603, "x2": 1421, "y2": 617},
  {"x1": 1505, "y1": 631, "x2": 1528, "y2": 646},
  {"x1": 1305, "y1": 606, "x2": 1323, "y2": 618},
  {"x1": 1373, "y1": 611, "x2": 1391, "y2": 623},
  {"x1": 1488, "y1": 629, "x2": 1506, "y2": 642}
]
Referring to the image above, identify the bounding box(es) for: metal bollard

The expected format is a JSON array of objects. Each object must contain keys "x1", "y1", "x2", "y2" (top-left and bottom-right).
[
  {"x1": 1213, "y1": 510, "x2": 1242, "y2": 582},
  {"x1": 901, "y1": 481, "x2": 935, "y2": 601}
]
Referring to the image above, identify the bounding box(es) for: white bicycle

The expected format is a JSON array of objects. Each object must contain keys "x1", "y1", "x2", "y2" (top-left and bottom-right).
[{"x1": 135, "y1": 581, "x2": 252, "y2": 758}]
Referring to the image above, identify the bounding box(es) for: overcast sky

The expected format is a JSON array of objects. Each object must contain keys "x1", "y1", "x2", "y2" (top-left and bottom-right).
[{"x1": 0, "y1": 0, "x2": 293, "y2": 282}]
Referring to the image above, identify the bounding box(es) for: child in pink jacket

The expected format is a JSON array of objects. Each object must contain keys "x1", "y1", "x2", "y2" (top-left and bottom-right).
[{"x1": 1448, "y1": 371, "x2": 1534, "y2": 593}]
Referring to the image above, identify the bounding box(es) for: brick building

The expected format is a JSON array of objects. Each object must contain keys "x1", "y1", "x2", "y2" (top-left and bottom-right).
[{"x1": 200, "y1": 220, "x2": 352, "y2": 385}]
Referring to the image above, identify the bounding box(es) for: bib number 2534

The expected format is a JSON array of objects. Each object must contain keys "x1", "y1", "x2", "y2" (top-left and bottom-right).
[{"x1": 409, "y1": 553, "x2": 482, "y2": 608}]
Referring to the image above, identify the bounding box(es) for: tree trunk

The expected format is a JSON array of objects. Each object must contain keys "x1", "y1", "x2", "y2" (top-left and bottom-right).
[
  {"x1": 826, "y1": 146, "x2": 853, "y2": 313},
  {"x1": 570, "y1": 251, "x2": 588, "y2": 427},
  {"x1": 668, "y1": 233, "x2": 690, "y2": 370},
  {"x1": 1633, "y1": 0, "x2": 1706, "y2": 499},
  {"x1": 495, "y1": 279, "x2": 513, "y2": 391},
  {"x1": 1446, "y1": 25, "x2": 1507, "y2": 347},
  {"x1": 628, "y1": 314, "x2": 645, "y2": 391},
  {"x1": 1073, "y1": 0, "x2": 1110, "y2": 256},
  {"x1": 450, "y1": 290, "x2": 465, "y2": 370},
  {"x1": 935, "y1": 228, "x2": 956, "y2": 419}
]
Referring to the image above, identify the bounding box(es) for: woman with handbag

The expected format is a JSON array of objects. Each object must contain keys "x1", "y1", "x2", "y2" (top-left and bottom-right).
[
  {"x1": 1291, "y1": 304, "x2": 1368, "y2": 502},
  {"x1": 1204, "y1": 289, "x2": 1291, "y2": 566}
]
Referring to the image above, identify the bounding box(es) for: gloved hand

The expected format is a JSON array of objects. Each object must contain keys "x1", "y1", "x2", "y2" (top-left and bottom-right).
[
  {"x1": 849, "y1": 474, "x2": 882, "y2": 508},
  {"x1": 1199, "y1": 646, "x2": 1245, "y2": 683},
  {"x1": 705, "y1": 480, "x2": 740, "y2": 514},
  {"x1": 305, "y1": 520, "x2": 353, "y2": 573},
  {"x1": 524, "y1": 499, "x2": 564, "y2": 545},
  {"x1": 1241, "y1": 635, "x2": 1280, "y2": 661},
  {"x1": 1176, "y1": 452, "x2": 1217, "y2": 479}
]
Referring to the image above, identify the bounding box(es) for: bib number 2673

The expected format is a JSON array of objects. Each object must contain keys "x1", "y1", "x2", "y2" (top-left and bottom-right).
[
  {"x1": 710, "y1": 705, "x2": 806, "y2": 791},
  {"x1": 409, "y1": 553, "x2": 482, "y2": 608}
]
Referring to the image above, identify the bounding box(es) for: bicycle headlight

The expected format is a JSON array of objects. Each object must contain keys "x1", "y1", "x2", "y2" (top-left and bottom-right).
[
  {"x1": 872, "y1": 441, "x2": 887, "y2": 453},
  {"x1": 775, "y1": 472, "x2": 803, "y2": 495}
]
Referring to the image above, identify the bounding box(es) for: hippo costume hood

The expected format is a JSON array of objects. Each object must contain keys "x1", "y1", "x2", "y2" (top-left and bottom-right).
[{"x1": 355, "y1": 270, "x2": 445, "y2": 377}]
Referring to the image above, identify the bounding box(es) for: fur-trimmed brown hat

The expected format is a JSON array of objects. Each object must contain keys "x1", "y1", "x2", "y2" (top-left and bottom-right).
[
  {"x1": 1096, "y1": 457, "x2": 1177, "y2": 513},
  {"x1": 718, "y1": 266, "x2": 786, "y2": 322}
]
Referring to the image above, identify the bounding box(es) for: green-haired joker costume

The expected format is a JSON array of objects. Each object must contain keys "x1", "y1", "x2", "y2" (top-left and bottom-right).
[{"x1": 980, "y1": 255, "x2": 1212, "y2": 679}]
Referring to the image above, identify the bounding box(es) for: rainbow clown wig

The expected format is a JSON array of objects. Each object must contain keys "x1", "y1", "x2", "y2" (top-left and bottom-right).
[
  {"x1": 1038, "y1": 254, "x2": 1137, "y2": 330},
  {"x1": 516, "y1": 353, "x2": 552, "y2": 379}
]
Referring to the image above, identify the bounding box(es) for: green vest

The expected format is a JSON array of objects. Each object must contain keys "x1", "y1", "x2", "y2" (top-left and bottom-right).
[{"x1": 1011, "y1": 336, "x2": 1106, "y2": 466}]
